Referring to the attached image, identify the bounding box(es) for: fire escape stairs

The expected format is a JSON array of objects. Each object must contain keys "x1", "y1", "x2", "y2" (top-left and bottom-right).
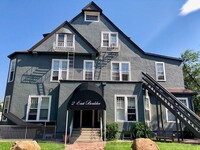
[{"x1": 142, "y1": 72, "x2": 200, "y2": 138}]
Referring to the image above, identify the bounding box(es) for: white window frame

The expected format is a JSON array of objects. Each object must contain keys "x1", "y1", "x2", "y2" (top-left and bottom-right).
[
  {"x1": 51, "y1": 59, "x2": 69, "y2": 82},
  {"x1": 166, "y1": 97, "x2": 189, "y2": 122},
  {"x1": 56, "y1": 33, "x2": 75, "y2": 48},
  {"x1": 84, "y1": 11, "x2": 100, "y2": 22},
  {"x1": 101, "y1": 32, "x2": 118, "y2": 48},
  {"x1": 111, "y1": 61, "x2": 131, "y2": 81},
  {"x1": 144, "y1": 90, "x2": 151, "y2": 122},
  {"x1": 83, "y1": 60, "x2": 95, "y2": 80},
  {"x1": 155, "y1": 62, "x2": 166, "y2": 81},
  {"x1": 8, "y1": 59, "x2": 16, "y2": 82},
  {"x1": 115, "y1": 95, "x2": 138, "y2": 122},
  {"x1": 2, "y1": 96, "x2": 11, "y2": 121},
  {"x1": 26, "y1": 95, "x2": 51, "y2": 122}
]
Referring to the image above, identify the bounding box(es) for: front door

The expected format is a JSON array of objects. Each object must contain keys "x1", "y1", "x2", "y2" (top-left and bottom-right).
[{"x1": 82, "y1": 110, "x2": 93, "y2": 127}]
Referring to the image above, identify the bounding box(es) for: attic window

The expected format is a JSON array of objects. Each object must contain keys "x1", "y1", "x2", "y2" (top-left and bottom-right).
[{"x1": 84, "y1": 11, "x2": 99, "y2": 22}]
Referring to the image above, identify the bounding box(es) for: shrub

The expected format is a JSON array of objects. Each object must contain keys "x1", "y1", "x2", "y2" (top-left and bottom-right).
[
  {"x1": 131, "y1": 122, "x2": 153, "y2": 138},
  {"x1": 106, "y1": 121, "x2": 119, "y2": 140}
]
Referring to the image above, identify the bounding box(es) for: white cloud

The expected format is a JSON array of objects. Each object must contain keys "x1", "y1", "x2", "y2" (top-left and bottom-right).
[{"x1": 180, "y1": 0, "x2": 200, "y2": 16}]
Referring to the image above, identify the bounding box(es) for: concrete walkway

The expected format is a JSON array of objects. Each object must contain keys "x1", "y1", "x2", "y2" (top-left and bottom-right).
[{"x1": 66, "y1": 142, "x2": 106, "y2": 150}]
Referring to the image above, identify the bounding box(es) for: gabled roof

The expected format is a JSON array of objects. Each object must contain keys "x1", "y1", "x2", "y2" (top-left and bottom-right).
[
  {"x1": 28, "y1": 21, "x2": 99, "y2": 55},
  {"x1": 82, "y1": 1, "x2": 102, "y2": 12},
  {"x1": 71, "y1": 2, "x2": 182, "y2": 62}
]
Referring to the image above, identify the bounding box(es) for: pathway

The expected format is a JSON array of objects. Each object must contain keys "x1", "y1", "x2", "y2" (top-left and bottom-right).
[{"x1": 66, "y1": 142, "x2": 106, "y2": 150}]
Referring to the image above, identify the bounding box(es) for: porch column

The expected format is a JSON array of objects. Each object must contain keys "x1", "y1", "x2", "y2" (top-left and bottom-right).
[
  {"x1": 104, "y1": 110, "x2": 106, "y2": 141},
  {"x1": 65, "y1": 110, "x2": 69, "y2": 146}
]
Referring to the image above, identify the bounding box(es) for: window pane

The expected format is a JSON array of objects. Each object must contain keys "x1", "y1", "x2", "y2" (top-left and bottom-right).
[
  {"x1": 103, "y1": 33, "x2": 109, "y2": 47},
  {"x1": 111, "y1": 34, "x2": 117, "y2": 46},
  {"x1": 62, "y1": 61, "x2": 68, "y2": 70},
  {"x1": 128, "y1": 97, "x2": 135, "y2": 108},
  {"x1": 28, "y1": 109, "x2": 37, "y2": 120},
  {"x1": 117, "y1": 97, "x2": 125, "y2": 108},
  {"x1": 61, "y1": 71, "x2": 67, "y2": 80},
  {"x1": 53, "y1": 61, "x2": 59, "y2": 70},
  {"x1": 41, "y1": 97, "x2": 49, "y2": 109},
  {"x1": 39, "y1": 110, "x2": 48, "y2": 120},
  {"x1": 145, "y1": 110, "x2": 150, "y2": 121},
  {"x1": 128, "y1": 114, "x2": 136, "y2": 121},
  {"x1": 156, "y1": 63, "x2": 165, "y2": 80},
  {"x1": 117, "y1": 109, "x2": 125, "y2": 121},
  {"x1": 85, "y1": 72, "x2": 93, "y2": 80},
  {"x1": 67, "y1": 34, "x2": 73, "y2": 47},
  {"x1": 57, "y1": 34, "x2": 65, "y2": 47},
  {"x1": 85, "y1": 62, "x2": 93, "y2": 71},
  {"x1": 167, "y1": 110, "x2": 175, "y2": 121},
  {"x1": 86, "y1": 15, "x2": 98, "y2": 21},
  {"x1": 30, "y1": 97, "x2": 38, "y2": 109},
  {"x1": 52, "y1": 71, "x2": 59, "y2": 81}
]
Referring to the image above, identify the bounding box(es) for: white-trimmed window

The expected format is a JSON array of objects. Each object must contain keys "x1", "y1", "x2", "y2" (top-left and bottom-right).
[
  {"x1": 56, "y1": 33, "x2": 74, "y2": 48},
  {"x1": 111, "y1": 62, "x2": 130, "y2": 81},
  {"x1": 166, "y1": 98, "x2": 189, "y2": 122},
  {"x1": 8, "y1": 59, "x2": 16, "y2": 82},
  {"x1": 51, "y1": 59, "x2": 69, "y2": 81},
  {"x1": 144, "y1": 90, "x2": 151, "y2": 122},
  {"x1": 2, "y1": 96, "x2": 11, "y2": 121},
  {"x1": 84, "y1": 11, "x2": 100, "y2": 22},
  {"x1": 26, "y1": 95, "x2": 51, "y2": 122},
  {"x1": 101, "y1": 32, "x2": 118, "y2": 47},
  {"x1": 115, "y1": 95, "x2": 137, "y2": 122},
  {"x1": 155, "y1": 62, "x2": 166, "y2": 81},
  {"x1": 83, "y1": 60, "x2": 95, "y2": 80}
]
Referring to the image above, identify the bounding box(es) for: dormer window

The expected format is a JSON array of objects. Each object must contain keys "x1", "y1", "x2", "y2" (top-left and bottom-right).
[
  {"x1": 84, "y1": 11, "x2": 99, "y2": 22},
  {"x1": 56, "y1": 33, "x2": 74, "y2": 48},
  {"x1": 101, "y1": 32, "x2": 118, "y2": 47}
]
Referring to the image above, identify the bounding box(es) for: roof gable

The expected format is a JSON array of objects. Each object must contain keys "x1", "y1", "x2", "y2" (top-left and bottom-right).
[
  {"x1": 82, "y1": 1, "x2": 102, "y2": 12},
  {"x1": 29, "y1": 21, "x2": 99, "y2": 55}
]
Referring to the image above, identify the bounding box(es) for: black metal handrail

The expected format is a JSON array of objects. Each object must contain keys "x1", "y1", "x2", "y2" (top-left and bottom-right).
[{"x1": 142, "y1": 72, "x2": 200, "y2": 134}]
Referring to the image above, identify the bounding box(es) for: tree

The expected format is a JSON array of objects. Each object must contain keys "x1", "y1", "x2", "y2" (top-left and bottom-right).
[{"x1": 181, "y1": 50, "x2": 200, "y2": 112}]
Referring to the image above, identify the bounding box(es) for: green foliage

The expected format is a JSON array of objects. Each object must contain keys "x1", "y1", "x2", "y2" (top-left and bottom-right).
[
  {"x1": 106, "y1": 121, "x2": 119, "y2": 140},
  {"x1": 181, "y1": 50, "x2": 200, "y2": 112},
  {"x1": 105, "y1": 141, "x2": 200, "y2": 150},
  {"x1": 0, "y1": 104, "x2": 2, "y2": 112},
  {"x1": 131, "y1": 122, "x2": 154, "y2": 138}
]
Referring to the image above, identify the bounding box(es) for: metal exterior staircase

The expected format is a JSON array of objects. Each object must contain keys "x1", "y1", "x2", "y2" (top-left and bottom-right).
[
  {"x1": 70, "y1": 128, "x2": 102, "y2": 143},
  {"x1": 142, "y1": 72, "x2": 200, "y2": 138}
]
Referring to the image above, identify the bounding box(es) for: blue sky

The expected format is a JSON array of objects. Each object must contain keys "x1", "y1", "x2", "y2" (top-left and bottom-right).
[{"x1": 0, "y1": 0, "x2": 200, "y2": 100}]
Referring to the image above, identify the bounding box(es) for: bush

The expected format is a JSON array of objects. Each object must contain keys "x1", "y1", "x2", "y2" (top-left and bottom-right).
[
  {"x1": 131, "y1": 122, "x2": 153, "y2": 138},
  {"x1": 106, "y1": 121, "x2": 119, "y2": 140}
]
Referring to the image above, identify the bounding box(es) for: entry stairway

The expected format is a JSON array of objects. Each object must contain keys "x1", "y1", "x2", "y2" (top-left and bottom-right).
[
  {"x1": 142, "y1": 72, "x2": 200, "y2": 138},
  {"x1": 70, "y1": 128, "x2": 102, "y2": 143}
]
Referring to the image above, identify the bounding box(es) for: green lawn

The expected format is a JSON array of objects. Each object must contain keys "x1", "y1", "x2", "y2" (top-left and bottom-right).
[
  {"x1": 105, "y1": 141, "x2": 200, "y2": 150},
  {"x1": 0, "y1": 141, "x2": 65, "y2": 150}
]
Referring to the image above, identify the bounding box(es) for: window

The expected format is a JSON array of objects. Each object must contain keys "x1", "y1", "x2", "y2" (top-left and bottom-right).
[
  {"x1": 166, "y1": 98, "x2": 189, "y2": 122},
  {"x1": 155, "y1": 62, "x2": 166, "y2": 81},
  {"x1": 56, "y1": 33, "x2": 74, "y2": 48},
  {"x1": 2, "y1": 96, "x2": 11, "y2": 121},
  {"x1": 111, "y1": 62, "x2": 130, "y2": 81},
  {"x1": 26, "y1": 95, "x2": 51, "y2": 121},
  {"x1": 115, "y1": 95, "x2": 137, "y2": 122},
  {"x1": 51, "y1": 59, "x2": 69, "y2": 81},
  {"x1": 8, "y1": 59, "x2": 16, "y2": 82},
  {"x1": 83, "y1": 60, "x2": 95, "y2": 80},
  {"x1": 101, "y1": 32, "x2": 118, "y2": 47},
  {"x1": 84, "y1": 11, "x2": 99, "y2": 22},
  {"x1": 144, "y1": 90, "x2": 151, "y2": 122}
]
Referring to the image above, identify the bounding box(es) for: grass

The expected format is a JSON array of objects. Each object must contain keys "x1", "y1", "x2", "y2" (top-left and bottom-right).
[
  {"x1": 105, "y1": 141, "x2": 200, "y2": 150},
  {"x1": 0, "y1": 141, "x2": 65, "y2": 150}
]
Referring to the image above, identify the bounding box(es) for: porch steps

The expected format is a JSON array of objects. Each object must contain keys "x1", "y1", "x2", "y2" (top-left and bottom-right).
[{"x1": 70, "y1": 128, "x2": 102, "y2": 143}]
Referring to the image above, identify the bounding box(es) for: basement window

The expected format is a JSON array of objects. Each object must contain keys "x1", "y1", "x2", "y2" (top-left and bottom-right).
[{"x1": 84, "y1": 11, "x2": 99, "y2": 22}]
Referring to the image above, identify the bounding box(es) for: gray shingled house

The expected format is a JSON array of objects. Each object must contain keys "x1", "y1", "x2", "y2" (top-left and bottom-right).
[{"x1": 1, "y1": 2, "x2": 200, "y2": 141}]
